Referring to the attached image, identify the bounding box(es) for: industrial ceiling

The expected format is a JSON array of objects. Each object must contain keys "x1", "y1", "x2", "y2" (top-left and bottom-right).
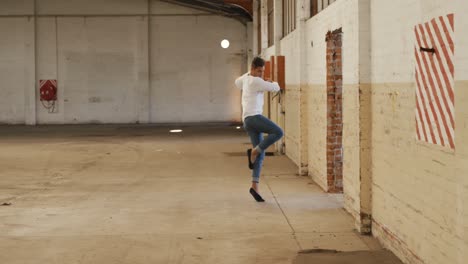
[{"x1": 162, "y1": 0, "x2": 253, "y2": 23}]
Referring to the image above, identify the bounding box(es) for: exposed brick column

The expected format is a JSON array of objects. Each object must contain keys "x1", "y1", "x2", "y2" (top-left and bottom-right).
[{"x1": 326, "y1": 29, "x2": 343, "y2": 193}]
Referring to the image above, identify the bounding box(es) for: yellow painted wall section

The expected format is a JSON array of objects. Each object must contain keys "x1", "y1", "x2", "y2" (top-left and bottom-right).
[
  {"x1": 285, "y1": 85, "x2": 301, "y2": 166},
  {"x1": 304, "y1": 1, "x2": 361, "y2": 225},
  {"x1": 342, "y1": 83, "x2": 362, "y2": 226},
  {"x1": 454, "y1": 80, "x2": 468, "y2": 264},
  {"x1": 307, "y1": 84, "x2": 328, "y2": 191},
  {"x1": 368, "y1": 1, "x2": 468, "y2": 263},
  {"x1": 370, "y1": 81, "x2": 468, "y2": 264}
]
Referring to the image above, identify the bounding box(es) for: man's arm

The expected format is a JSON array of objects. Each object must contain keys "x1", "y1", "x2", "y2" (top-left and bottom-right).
[
  {"x1": 252, "y1": 77, "x2": 281, "y2": 92},
  {"x1": 235, "y1": 73, "x2": 249, "y2": 90}
]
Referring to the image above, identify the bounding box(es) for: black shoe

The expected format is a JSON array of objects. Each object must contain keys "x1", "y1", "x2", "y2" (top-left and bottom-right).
[
  {"x1": 249, "y1": 188, "x2": 265, "y2": 202},
  {"x1": 247, "y1": 149, "x2": 254, "y2": 170}
]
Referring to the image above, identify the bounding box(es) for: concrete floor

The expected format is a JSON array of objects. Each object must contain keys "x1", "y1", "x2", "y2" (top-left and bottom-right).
[
  {"x1": 294, "y1": 249, "x2": 403, "y2": 264},
  {"x1": 0, "y1": 125, "x2": 381, "y2": 264}
]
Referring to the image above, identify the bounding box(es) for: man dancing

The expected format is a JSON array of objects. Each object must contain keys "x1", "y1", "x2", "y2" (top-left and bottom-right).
[{"x1": 235, "y1": 57, "x2": 284, "y2": 202}]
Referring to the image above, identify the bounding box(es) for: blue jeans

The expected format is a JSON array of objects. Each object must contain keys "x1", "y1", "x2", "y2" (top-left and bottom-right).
[{"x1": 243, "y1": 115, "x2": 284, "y2": 183}]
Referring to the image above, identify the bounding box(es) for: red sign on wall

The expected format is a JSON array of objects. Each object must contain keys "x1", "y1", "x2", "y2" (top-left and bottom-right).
[{"x1": 39, "y1": 79, "x2": 57, "y2": 101}]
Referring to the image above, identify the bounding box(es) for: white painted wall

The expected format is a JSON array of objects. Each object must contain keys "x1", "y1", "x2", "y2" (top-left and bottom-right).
[
  {"x1": 0, "y1": 17, "x2": 35, "y2": 124},
  {"x1": 0, "y1": 0, "x2": 34, "y2": 15},
  {"x1": 281, "y1": 30, "x2": 301, "y2": 165},
  {"x1": 57, "y1": 17, "x2": 147, "y2": 123},
  {"x1": 37, "y1": 0, "x2": 148, "y2": 15},
  {"x1": 150, "y1": 15, "x2": 245, "y2": 123},
  {"x1": 0, "y1": 0, "x2": 247, "y2": 124},
  {"x1": 256, "y1": 0, "x2": 468, "y2": 263},
  {"x1": 305, "y1": 0, "x2": 360, "y2": 85},
  {"x1": 303, "y1": 0, "x2": 362, "y2": 219},
  {"x1": 259, "y1": 0, "x2": 363, "y2": 219},
  {"x1": 369, "y1": 1, "x2": 467, "y2": 264}
]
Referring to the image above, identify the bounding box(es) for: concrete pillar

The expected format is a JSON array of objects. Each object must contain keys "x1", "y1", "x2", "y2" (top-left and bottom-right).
[
  {"x1": 260, "y1": 0, "x2": 268, "y2": 52},
  {"x1": 273, "y1": 0, "x2": 283, "y2": 53},
  {"x1": 298, "y1": 0, "x2": 309, "y2": 175},
  {"x1": 357, "y1": 0, "x2": 372, "y2": 234},
  {"x1": 246, "y1": 22, "x2": 254, "y2": 69},
  {"x1": 273, "y1": 0, "x2": 284, "y2": 154},
  {"x1": 134, "y1": 0, "x2": 151, "y2": 123},
  {"x1": 136, "y1": 15, "x2": 150, "y2": 124},
  {"x1": 253, "y1": 0, "x2": 260, "y2": 56},
  {"x1": 26, "y1": 3, "x2": 37, "y2": 125}
]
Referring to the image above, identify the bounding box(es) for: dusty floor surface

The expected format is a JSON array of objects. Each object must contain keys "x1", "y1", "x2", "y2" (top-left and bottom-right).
[
  {"x1": 0, "y1": 125, "x2": 383, "y2": 264},
  {"x1": 294, "y1": 249, "x2": 403, "y2": 264}
]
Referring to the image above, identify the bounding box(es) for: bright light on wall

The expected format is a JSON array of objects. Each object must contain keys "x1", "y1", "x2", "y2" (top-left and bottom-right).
[
  {"x1": 170, "y1": 129, "x2": 183, "y2": 133},
  {"x1": 221, "y1": 39, "x2": 230, "y2": 49}
]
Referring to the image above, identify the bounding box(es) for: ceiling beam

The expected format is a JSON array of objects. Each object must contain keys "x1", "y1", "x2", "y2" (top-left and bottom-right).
[
  {"x1": 224, "y1": 0, "x2": 253, "y2": 16},
  {"x1": 161, "y1": 0, "x2": 252, "y2": 22}
]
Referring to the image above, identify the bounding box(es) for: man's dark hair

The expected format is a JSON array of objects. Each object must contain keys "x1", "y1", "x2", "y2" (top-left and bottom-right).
[{"x1": 251, "y1": 57, "x2": 265, "y2": 68}]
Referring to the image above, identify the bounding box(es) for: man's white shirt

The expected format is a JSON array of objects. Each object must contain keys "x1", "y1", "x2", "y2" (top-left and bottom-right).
[{"x1": 235, "y1": 73, "x2": 280, "y2": 120}]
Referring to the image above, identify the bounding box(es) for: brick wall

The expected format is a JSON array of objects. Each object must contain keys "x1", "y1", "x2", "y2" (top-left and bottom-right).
[
  {"x1": 326, "y1": 29, "x2": 343, "y2": 192},
  {"x1": 305, "y1": 0, "x2": 360, "y2": 199}
]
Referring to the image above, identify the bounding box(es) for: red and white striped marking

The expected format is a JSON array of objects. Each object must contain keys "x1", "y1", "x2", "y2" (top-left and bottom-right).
[
  {"x1": 39, "y1": 79, "x2": 57, "y2": 88},
  {"x1": 414, "y1": 14, "x2": 455, "y2": 149}
]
